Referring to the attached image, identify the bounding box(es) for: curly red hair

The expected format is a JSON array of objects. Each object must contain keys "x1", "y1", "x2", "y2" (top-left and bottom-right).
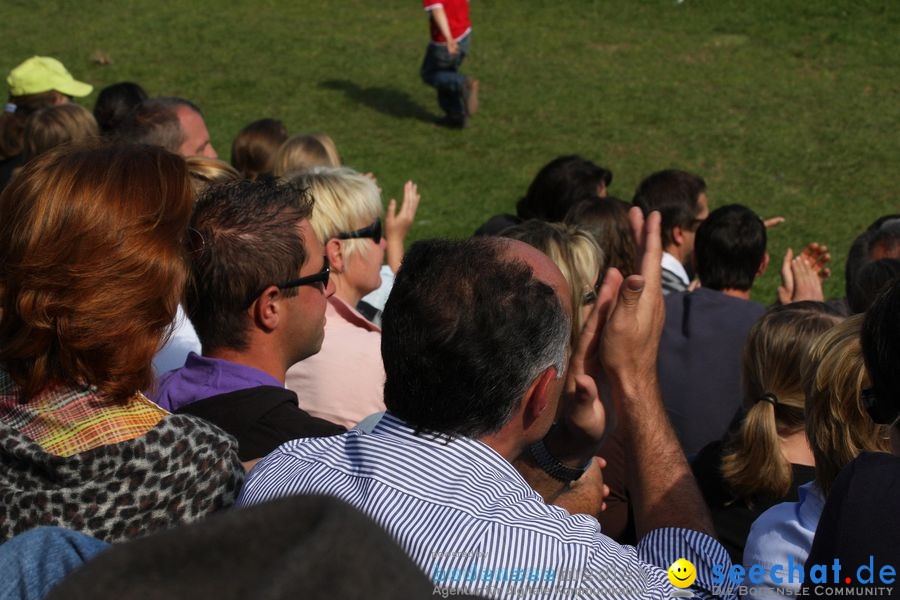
[{"x1": 0, "y1": 143, "x2": 193, "y2": 403}]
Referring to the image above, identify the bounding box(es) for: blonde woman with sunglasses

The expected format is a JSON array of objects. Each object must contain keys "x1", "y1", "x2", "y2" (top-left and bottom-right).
[{"x1": 284, "y1": 167, "x2": 419, "y2": 429}]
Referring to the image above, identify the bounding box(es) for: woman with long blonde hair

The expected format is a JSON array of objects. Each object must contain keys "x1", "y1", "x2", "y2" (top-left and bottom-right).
[
  {"x1": 691, "y1": 301, "x2": 842, "y2": 561},
  {"x1": 741, "y1": 315, "x2": 892, "y2": 599}
]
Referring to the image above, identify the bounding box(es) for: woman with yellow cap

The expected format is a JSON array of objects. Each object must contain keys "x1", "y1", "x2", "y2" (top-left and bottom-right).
[{"x1": 0, "y1": 56, "x2": 92, "y2": 191}]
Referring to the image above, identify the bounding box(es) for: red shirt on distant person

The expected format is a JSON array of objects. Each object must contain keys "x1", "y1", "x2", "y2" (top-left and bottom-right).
[{"x1": 423, "y1": 0, "x2": 471, "y2": 43}]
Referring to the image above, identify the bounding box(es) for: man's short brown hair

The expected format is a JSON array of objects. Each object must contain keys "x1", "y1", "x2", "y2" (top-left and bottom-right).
[{"x1": 186, "y1": 179, "x2": 314, "y2": 353}]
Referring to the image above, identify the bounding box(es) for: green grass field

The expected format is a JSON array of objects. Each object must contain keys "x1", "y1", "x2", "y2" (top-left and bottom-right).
[{"x1": 3, "y1": 0, "x2": 898, "y2": 300}]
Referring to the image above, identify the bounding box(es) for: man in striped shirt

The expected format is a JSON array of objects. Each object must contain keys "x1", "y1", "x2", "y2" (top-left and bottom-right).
[{"x1": 238, "y1": 209, "x2": 735, "y2": 599}]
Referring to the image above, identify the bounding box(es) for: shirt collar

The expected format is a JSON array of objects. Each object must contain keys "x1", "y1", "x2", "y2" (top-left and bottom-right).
[
  {"x1": 182, "y1": 352, "x2": 283, "y2": 390},
  {"x1": 797, "y1": 481, "x2": 826, "y2": 528},
  {"x1": 328, "y1": 295, "x2": 381, "y2": 332},
  {"x1": 372, "y1": 412, "x2": 527, "y2": 482},
  {"x1": 661, "y1": 251, "x2": 690, "y2": 285}
]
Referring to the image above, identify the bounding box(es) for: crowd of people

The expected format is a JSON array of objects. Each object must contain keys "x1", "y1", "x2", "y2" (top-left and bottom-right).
[{"x1": 0, "y1": 53, "x2": 899, "y2": 600}]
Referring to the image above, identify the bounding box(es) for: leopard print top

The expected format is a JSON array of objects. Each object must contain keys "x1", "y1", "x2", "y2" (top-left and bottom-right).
[{"x1": 0, "y1": 413, "x2": 244, "y2": 543}]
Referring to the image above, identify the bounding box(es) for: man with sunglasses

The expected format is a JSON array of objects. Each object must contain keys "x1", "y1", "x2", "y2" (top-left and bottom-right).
[
  {"x1": 633, "y1": 169, "x2": 709, "y2": 295},
  {"x1": 152, "y1": 179, "x2": 344, "y2": 468},
  {"x1": 238, "y1": 210, "x2": 735, "y2": 599}
]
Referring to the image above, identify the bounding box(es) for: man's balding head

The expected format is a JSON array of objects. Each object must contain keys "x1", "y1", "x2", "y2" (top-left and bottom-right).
[{"x1": 381, "y1": 238, "x2": 570, "y2": 438}]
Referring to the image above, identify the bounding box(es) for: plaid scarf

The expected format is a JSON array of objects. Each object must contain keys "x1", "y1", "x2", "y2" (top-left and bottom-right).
[{"x1": 0, "y1": 369, "x2": 165, "y2": 457}]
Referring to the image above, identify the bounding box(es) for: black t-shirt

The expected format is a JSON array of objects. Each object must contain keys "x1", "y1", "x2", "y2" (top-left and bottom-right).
[
  {"x1": 177, "y1": 385, "x2": 345, "y2": 461},
  {"x1": 692, "y1": 440, "x2": 816, "y2": 564}
]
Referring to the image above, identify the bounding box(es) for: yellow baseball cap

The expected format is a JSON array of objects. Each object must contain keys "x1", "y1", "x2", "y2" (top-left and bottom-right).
[{"x1": 7, "y1": 56, "x2": 93, "y2": 97}]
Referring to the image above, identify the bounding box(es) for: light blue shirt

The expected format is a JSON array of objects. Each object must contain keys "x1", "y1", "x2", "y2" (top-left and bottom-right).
[
  {"x1": 742, "y1": 481, "x2": 825, "y2": 599},
  {"x1": 238, "y1": 413, "x2": 735, "y2": 599}
]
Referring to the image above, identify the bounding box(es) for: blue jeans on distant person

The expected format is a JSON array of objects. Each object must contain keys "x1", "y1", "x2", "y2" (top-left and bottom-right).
[
  {"x1": 420, "y1": 33, "x2": 470, "y2": 117},
  {"x1": 0, "y1": 527, "x2": 109, "y2": 600}
]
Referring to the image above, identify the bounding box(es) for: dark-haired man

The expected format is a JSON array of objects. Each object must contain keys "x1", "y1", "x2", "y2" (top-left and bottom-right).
[
  {"x1": 119, "y1": 96, "x2": 217, "y2": 158},
  {"x1": 152, "y1": 180, "x2": 343, "y2": 467},
  {"x1": 657, "y1": 204, "x2": 770, "y2": 458},
  {"x1": 237, "y1": 210, "x2": 736, "y2": 599},
  {"x1": 843, "y1": 214, "x2": 900, "y2": 313},
  {"x1": 633, "y1": 169, "x2": 709, "y2": 294}
]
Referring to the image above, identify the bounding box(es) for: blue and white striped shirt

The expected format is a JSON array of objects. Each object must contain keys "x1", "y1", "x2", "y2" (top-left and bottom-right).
[{"x1": 238, "y1": 413, "x2": 734, "y2": 599}]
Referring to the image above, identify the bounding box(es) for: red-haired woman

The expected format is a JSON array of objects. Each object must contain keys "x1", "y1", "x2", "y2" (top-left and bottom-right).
[{"x1": 0, "y1": 143, "x2": 243, "y2": 543}]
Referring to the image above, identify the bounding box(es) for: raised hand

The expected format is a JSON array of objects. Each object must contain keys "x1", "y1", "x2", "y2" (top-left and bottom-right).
[{"x1": 385, "y1": 181, "x2": 421, "y2": 273}]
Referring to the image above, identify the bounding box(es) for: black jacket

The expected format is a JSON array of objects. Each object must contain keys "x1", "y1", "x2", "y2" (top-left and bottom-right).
[{"x1": 177, "y1": 386, "x2": 344, "y2": 461}]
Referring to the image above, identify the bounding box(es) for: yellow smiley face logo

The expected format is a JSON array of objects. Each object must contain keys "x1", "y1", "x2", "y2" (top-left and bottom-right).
[{"x1": 667, "y1": 558, "x2": 697, "y2": 588}]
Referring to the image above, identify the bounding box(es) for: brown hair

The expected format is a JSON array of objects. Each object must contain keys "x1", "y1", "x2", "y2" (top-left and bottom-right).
[
  {"x1": 0, "y1": 91, "x2": 62, "y2": 160},
  {"x1": 230, "y1": 118, "x2": 287, "y2": 180},
  {"x1": 804, "y1": 315, "x2": 891, "y2": 496},
  {"x1": 0, "y1": 143, "x2": 193, "y2": 403},
  {"x1": 565, "y1": 197, "x2": 637, "y2": 278},
  {"x1": 272, "y1": 134, "x2": 335, "y2": 177},
  {"x1": 186, "y1": 179, "x2": 313, "y2": 352},
  {"x1": 22, "y1": 103, "x2": 99, "y2": 162},
  {"x1": 720, "y1": 302, "x2": 842, "y2": 504}
]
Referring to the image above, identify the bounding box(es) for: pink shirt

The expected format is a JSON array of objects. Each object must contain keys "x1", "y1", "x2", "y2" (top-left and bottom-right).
[{"x1": 285, "y1": 296, "x2": 385, "y2": 428}]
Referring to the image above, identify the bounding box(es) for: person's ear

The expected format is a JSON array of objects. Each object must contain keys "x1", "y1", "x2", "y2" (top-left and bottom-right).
[
  {"x1": 326, "y1": 238, "x2": 344, "y2": 274},
  {"x1": 671, "y1": 225, "x2": 685, "y2": 247},
  {"x1": 757, "y1": 252, "x2": 770, "y2": 278},
  {"x1": 523, "y1": 366, "x2": 558, "y2": 428},
  {"x1": 251, "y1": 285, "x2": 281, "y2": 332}
]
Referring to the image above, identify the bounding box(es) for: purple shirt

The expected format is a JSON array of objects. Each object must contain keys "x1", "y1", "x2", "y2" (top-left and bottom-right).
[{"x1": 152, "y1": 352, "x2": 283, "y2": 412}]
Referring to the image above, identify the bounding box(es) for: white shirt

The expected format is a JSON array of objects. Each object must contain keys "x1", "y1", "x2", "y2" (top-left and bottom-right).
[{"x1": 660, "y1": 251, "x2": 690, "y2": 286}]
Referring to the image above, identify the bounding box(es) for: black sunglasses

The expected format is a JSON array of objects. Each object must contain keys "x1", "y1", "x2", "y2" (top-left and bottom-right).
[
  {"x1": 245, "y1": 255, "x2": 330, "y2": 308},
  {"x1": 582, "y1": 280, "x2": 602, "y2": 306},
  {"x1": 337, "y1": 218, "x2": 382, "y2": 244}
]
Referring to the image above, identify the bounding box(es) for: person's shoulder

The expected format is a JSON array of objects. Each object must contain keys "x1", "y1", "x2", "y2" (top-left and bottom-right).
[
  {"x1": 156, "y1": 411, "x2": 242, "y2": 454},
  {"x1": 850, "y1": 450, "x2": 900, "y2": 471},
  {"x1": 744, "y1": 496, "x2": 804, "y2": 558}
]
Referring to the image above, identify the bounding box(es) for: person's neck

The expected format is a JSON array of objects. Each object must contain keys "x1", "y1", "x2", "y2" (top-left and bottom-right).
[
  {"x1": 780, "y1": 430, "x2": 815, "y2": 467},
  {"x1": 204, "y1": 347, "x2": 287, "y2": 385},
  {"x1": 719, "y1": 288, "x2": 752, "y2": 300},
  {"x1": 333, "y1": 277, "x2": 362, "y2": 308},
  {"x1": 479, "y1": 430, "x2": 525, "y2": 463}
]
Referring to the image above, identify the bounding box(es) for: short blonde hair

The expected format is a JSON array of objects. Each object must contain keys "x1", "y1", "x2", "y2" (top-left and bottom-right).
[
  {"x1": 23, "y1": 103, "x2": 99, "y2": 161},
  {"x1": 186, "y1": 156, "x2": 241, "y2": 198},
  {"x1": 501, "y1": 219, "x2": 604, "y2": 339},
  {"x1": 804, "y1": 315, "x2": 891, "y2": 496},
  {"x1": 273, "y1": 134, "x2": 335, "y2": 176},
  {"x1": 285, "y1": 167, "x2": 382, "y2": 260}
]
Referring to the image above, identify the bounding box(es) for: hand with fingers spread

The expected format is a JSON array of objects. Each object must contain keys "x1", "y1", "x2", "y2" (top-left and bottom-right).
[
  {"x1": 798, "y1": 242, "x2": 832, "y2": 279},
  {"x1": 384, "y1": 181, "x2": 421, "y2": 273}
]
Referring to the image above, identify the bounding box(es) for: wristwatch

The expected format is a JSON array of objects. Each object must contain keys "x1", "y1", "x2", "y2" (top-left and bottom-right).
[{"x1": 527, "y1": 435, "x2": 593, "y2": 482}]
